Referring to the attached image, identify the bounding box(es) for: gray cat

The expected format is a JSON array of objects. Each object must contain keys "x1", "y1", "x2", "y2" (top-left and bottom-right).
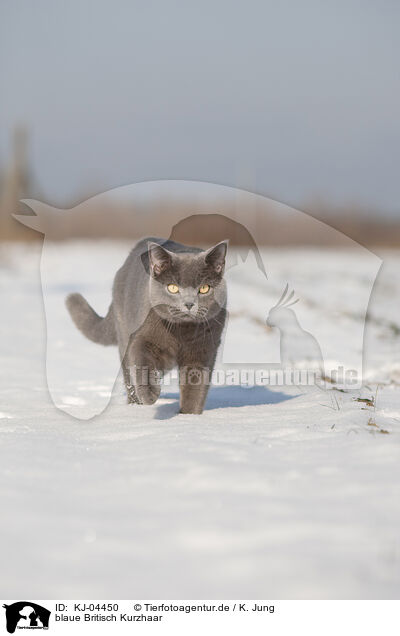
[{"x1": 65, "y1": 237, "x2": 228, "y2": 414}]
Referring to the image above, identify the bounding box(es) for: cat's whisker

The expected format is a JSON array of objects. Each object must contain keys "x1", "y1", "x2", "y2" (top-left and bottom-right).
[
  {"x1": 205, "y1": 317, "x2": 217, "y2": 351},
  {"x1": 211, "y1": 315, "x2": 224, "y2": 327}
]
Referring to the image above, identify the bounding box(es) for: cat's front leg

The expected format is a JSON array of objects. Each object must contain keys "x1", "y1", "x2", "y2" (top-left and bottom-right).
[
  {"x1": 178, "y1": 364, "x2": 213, "y2": 414},
  {"x1": 127, "y1": 338, "x2": 162, "y2": 405}
]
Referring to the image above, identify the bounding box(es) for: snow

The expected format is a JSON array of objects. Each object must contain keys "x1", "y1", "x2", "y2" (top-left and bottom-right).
[{"x1": 0, "y1": 241, "x2": 399, "y2": 599}]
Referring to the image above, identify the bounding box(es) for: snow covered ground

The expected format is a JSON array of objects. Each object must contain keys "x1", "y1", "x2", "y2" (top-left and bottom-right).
[{"x1": 1, "y1": 241, "x2": 399, "y2": 599}]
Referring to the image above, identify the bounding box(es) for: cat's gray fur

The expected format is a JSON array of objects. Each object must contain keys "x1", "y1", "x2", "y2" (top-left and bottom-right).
[{"x1": 66, "y1": 237, "x2": 228, "y2": 414}]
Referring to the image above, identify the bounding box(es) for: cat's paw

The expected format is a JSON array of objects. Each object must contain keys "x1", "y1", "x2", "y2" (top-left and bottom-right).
[
  {"x1": 135, "y1": 383, "x2": 161, "y2": 405},
  {"x1": 179, "y1": 406, "x2": 204, "y2": 415},
  {"x1": 126, "y1": 384, "x2": 140, "y2": 404}
]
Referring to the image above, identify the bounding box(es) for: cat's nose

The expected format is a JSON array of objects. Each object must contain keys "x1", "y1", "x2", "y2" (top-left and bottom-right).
[{"x1": 185, "y1": 302, "x2": 195, "y2": 311}]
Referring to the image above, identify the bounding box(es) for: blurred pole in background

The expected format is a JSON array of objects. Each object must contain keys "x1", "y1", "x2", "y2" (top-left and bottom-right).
[{"x1": 0, "y1": 126, "x2": 34, "y2": 240}]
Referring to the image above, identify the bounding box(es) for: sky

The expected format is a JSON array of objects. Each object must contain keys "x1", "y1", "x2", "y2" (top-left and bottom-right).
[{"x1": 0, "y1": 0, "x2": 399, "y2": 214}]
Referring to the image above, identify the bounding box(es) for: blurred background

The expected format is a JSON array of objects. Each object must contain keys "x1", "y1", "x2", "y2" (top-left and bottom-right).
[{"x1": 0, "y1": 0, "x2": 399, "y2": 246}]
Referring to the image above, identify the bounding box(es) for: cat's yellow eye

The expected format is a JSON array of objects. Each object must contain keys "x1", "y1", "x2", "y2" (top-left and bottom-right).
[
  {"x1": 167, "y1": 284, "x2": 179, "y2": 294},
  {"x1": 199, "y1": 284, "x2": 210, "y2": 294}
]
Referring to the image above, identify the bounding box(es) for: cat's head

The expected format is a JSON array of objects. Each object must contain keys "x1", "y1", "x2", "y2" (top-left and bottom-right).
[{"x1": 147, "y1": 241, "x2": 228, "y2": 323}]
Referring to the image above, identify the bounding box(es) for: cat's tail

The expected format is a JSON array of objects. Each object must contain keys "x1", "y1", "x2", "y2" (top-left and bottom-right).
[{"x1": 65, "y1": 293, "x2": 117, "y2": 345}]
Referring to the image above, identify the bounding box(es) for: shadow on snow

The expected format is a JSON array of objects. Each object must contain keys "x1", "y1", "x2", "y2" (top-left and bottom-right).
[{"x1": 154, "y1": 385, "x2": 295, "y2": 419}]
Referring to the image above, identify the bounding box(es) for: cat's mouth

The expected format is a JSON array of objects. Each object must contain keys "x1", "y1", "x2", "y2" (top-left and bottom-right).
[{"x1": 168, "y1": 307, "x2": 208, "y2": 322}]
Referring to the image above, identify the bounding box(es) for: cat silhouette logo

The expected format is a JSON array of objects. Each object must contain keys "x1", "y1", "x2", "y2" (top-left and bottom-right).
[
  {"x1": 13, "y1": 180, "x2": 381, "y2": 418},
  {"x1": 2, "y1": 602, "x2": 50, "y2": 633}
]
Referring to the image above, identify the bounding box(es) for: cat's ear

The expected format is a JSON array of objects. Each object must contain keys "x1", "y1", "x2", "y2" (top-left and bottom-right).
[
  {"x1": 148, "y1": 242, "x2": 172, "y2": 277},
  {"x1": 204, "y1": 240, "x2": 228, "y2": 274}
]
